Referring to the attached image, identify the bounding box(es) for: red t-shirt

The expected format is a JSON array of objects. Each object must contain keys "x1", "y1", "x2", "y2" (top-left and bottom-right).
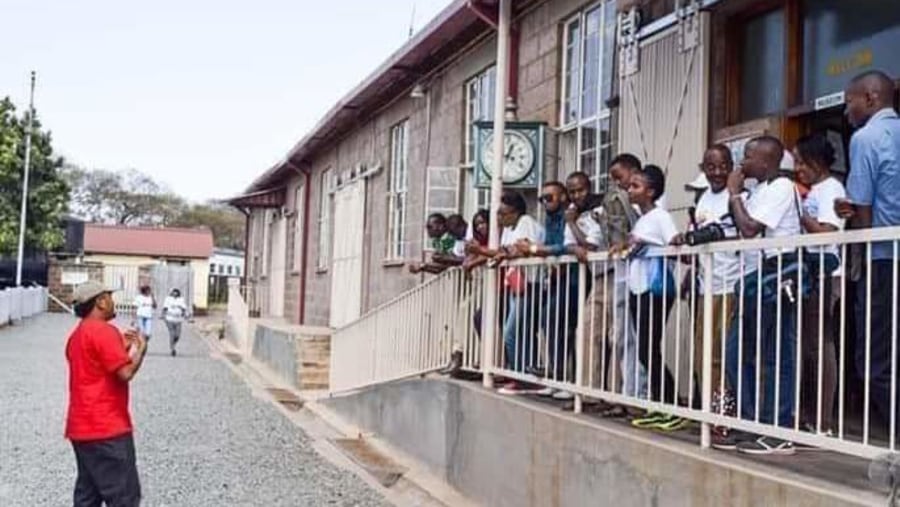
[{"x1": 65, "y1": 319, "x2": 134, "y2": 441}]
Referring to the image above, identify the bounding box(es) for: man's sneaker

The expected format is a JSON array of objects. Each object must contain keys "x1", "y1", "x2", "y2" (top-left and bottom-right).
[
  {"x1": 535, "y1": 387, "x2": 557, "y2": 397},
  {"x1": 552, "y1": 390, "x2": 575, "y2": 401},
  {"x1": 631, "y1": 412, "x2": 668, "y2": 429},
  {"x1": 736, "y1": 436, "x2": 795, "y2": 456},
  {"x1": 652, "y1": 414, "x2": 688, "y2": 432},
  {"x1": 711, "y1": 430, "x2": 753, "y2": 451}
]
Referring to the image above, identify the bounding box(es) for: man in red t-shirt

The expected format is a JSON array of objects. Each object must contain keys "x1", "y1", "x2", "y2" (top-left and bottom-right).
[{"x1": 66, "y1": 281, "x2": 148, "y2": 507}]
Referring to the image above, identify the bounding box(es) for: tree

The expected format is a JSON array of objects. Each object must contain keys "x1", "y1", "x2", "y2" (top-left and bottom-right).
[
  {"x1": 64, "y1": 166, "x2": 187, "y2": 226},
  {"x1": 173, "y1": 202, "x2": 245, "y2": 250},
  {"x1": 0, "y1": 98, "x2": 69, "y2": 255}
]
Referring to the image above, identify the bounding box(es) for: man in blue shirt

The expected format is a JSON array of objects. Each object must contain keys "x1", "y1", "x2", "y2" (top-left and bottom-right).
[{"x1": 836, "y1": 70, "x2": 900, "y2": 427}]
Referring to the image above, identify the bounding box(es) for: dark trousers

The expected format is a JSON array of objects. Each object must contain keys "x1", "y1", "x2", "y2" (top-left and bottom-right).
[
  {"x1": 630, "y1": 292, "x2": 675, "y2": 404},
  {"x1": 856, "y1": 260, "x2": 900, "y2": 427},
  {"x1": 72, "y1": 433, "x2": 141, "y2": 507},
  {"x1": 544, "y1": 266, "x2": 591, "y2": 382}
]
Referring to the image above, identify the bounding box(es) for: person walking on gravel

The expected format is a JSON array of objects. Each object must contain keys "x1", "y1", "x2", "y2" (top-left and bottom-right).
[
  {"x1": 66, "y1": 281, "x2": 147, "y2": 507},
  {"x1": 163, "y1": 288, "x2": 189, "y2": 357}
]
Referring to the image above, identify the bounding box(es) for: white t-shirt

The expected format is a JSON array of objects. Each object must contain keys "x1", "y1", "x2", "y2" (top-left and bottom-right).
[
  {"x1": 694, "y1": 189, "x2": 740, "y2": 295},
  {"x1": 134, "y1": 294, "x2": 154, "y2": 318},
  {"x1": 745, "y1": 177, "x2": 802, "y2": 258},
  {"x1": 563, "y1": 206, "x2": 604, "y2": 248},
  {"x1": 629, "y1": 206, "x2": 678, "y2": 294},
  {"x1": 803, "y1": 177, "x2": 846, "y2": 260},
  {"x1": 163, "y1": 296, "x2": 188, "y2": 323},
  {"x1": 500, "y1": 214, "x2": 544, "y2": 247},
  {"x1": 452, "y1": 239, "x2": 467, "y2": 258}
]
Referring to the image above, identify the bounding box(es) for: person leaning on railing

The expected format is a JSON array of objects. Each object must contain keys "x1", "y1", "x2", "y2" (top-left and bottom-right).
[
  {"x1": 671, "y1": 145, "x2": 741, "y2": 429},
  {"x1": 793, "y1": 133, "x2": 846, "y2": 437},
  {"x1": 615, "y1": 164, "x2": 683, "y2": 432},
  {"x1": 719, "y1": 136, "x2": 803, "y2": 456},
  {"x1": 835, "y1": 70, "x2": 900, "y2": 434},
  {"x1": 408, "y1": 213, "x2": 466, "y2": 275},
  {"x1": 489, "y1": 190, "x2": 545, "y2": 395}
]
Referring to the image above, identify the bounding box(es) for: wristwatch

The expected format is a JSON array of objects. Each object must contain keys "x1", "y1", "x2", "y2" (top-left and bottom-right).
[{"x1": 529, "y1": 244, "x2": 538, "y2": 255}]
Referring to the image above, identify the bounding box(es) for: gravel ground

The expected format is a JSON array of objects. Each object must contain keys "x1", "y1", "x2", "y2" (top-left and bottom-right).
[{"x1": 0, "y1": 313, "x2": 388, "y2": 507}]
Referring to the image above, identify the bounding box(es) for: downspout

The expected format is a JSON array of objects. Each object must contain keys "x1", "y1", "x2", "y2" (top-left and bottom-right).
[
  {"x1": 481, "y1": 0, "x2": 511, "y2": 389},
  {"x1": 300, "y1": 170, "x2": 311, "y2": 324},
  {"x1": 287, "y1": 161, "x2": 311, "y2": 325},
  {"x1": 238, "y1": 207, "x2": 250, "y2": 288}
]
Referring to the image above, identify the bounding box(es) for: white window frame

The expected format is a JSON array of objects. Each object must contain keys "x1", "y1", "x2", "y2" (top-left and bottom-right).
[
  {"x1": 559, "y1": 1, "x2": 617, "y2": 191},
  {"x1": 463, "y1": 65, "x2": 496, "y2": 219},
  {"x1": 386, "y1": 121, "x2": 409, "y2": 260},
  {"x1": 316, "y1": 169, "x2": 331, "y2": 270},
  {"x1": 292, "y1": 182, "x2": 305, "y2": 272}
]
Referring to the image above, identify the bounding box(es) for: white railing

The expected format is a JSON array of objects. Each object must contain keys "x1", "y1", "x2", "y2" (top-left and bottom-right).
[
  {"x1": 326, "y1": 223, "x2": 900, "y2": 460},
  {"x1": 0, "y1": 286, "x2": 48, "y2": 325},
  {"x1": 227, "y1": 279, "x2": 252, "y2": 354},
  {"x1": 487, "y1": 225, "x2": 900, "y2": 460},
  {"x1": 329, "y1": 268, "x2": 484, "y2": 393}
]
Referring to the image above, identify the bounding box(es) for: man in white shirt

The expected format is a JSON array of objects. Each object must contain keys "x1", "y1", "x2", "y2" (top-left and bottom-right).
[
  {"x1": 721, "y1": 136, "x2": 802, "y2": 454},
  {"x1": 674, "y1": 145, "x2": 741, "y2": 415},
  {"x1": 163, "y1": 289, "x2": 189, "y2": 357}
]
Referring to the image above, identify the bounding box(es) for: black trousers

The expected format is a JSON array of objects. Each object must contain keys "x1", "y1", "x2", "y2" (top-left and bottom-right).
[
  {"x1": 72, "y1": 433, "x2": 141, "y2": 507},
  {"x1": 630, "y1": 292, "x2": 676, "y2": 405},
  {"x1": 856, "y1": 260, "x2": 900, "y2": 428}
]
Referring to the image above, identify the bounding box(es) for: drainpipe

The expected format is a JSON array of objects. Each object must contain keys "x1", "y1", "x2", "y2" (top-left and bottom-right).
[
  {"x1": 287, "y1": 161, "x2": 312, "y2": 325},
  {"x1": 481, "y1": 0, "x2": 511, "y2": 389},
  {"x1": 239, "y1": 207, "x2": 250, "y2": 288}
]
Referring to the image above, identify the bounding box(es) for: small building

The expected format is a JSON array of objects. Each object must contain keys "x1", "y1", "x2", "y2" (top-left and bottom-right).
[
  {"x1": 82, "y1": 224, "x2": 214, "y2": 311},
  {"x1": 208, "y1": 248, "x2": 245, "y2": 305}
]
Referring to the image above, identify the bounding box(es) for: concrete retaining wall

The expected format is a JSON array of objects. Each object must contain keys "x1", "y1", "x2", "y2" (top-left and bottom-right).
[
  {"x1": 323, "y1": 379, "x2": 882, "y2": 507},
  {"x1": 251, "y1": 322, "x2": 331, "y2": 390}
]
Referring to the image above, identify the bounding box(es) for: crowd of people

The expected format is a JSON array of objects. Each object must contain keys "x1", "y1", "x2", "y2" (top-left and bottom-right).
[{"x1": 413, "y1": 70, "x2": 900, "y2": 456}]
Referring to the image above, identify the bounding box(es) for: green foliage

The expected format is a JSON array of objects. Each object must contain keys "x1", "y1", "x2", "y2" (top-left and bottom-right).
[
  {"x1": 66, "y1": 165, "x2": 245, "y2": 249},
  {"x1": 0, "y1": 97, "x2": 69, "y2": 255}
]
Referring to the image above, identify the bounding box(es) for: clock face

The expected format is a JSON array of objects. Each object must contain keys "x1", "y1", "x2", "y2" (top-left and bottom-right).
[{"x1": 480, "y1": 130, "x2": 536, "y2": 183}]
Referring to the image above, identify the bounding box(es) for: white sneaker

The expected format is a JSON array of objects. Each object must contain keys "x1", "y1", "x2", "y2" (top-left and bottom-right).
[
  {"x1": 552, "y1": 390, "x2": 575, "y2": 401},
  {"x1": 535, "y1": 387, "x2": 556, "y2": 397}
]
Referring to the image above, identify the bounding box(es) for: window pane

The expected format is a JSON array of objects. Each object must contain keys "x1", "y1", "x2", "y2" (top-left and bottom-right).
[
  {"x1": 564, "y1": 18, "x2": 582, "y2": 124},
  {"x1": 597, "y1": 117, "x2": 615, "y2": 193},
  {"x1": 802, "y1": 0, "x2": 900, "y2": 103},
  {"x1": 601, "y1": 1, "x2": 617, "y2": 103},
  {"x1": 740, "y1": 9, "x2": 786, "y2": 120},
  {"x1": 581, "y1": 8, "x2": 602, "y2": 119},
  {"x1": 580, "y1": 121, "x2": 598, "y2": 180},
  {"x1": 559, "y1": 130, "x2": 578, "y2": 179}
]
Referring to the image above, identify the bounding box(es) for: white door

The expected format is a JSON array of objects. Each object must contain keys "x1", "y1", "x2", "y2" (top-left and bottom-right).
[
  {"x1": 618, "y1": 13, "x2": 710, "y2": 225},
  {"x1": 329, "y1": 179, "x2": 366, "y2": 328},
  {"x1": 268, "y1": 217, "x2": 286, "y2": 318}
]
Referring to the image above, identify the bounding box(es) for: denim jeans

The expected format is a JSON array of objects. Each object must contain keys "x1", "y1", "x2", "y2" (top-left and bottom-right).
[
  {"x1": 725, "y1": 287, "x2": 797, "y2": 427},
  {"x1": 503, "y1": 283, "x2": 539, "y2": 372}
]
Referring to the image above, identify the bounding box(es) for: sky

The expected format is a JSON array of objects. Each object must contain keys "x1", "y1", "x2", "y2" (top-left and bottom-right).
[{"x1": 1, "y1": 0, "x2": 453, "y2": 202}]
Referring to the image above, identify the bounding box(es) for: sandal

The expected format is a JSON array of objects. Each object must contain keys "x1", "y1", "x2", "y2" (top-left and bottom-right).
[{"x1": 599, "y1": 404, "x2": 628, "y2": 418}]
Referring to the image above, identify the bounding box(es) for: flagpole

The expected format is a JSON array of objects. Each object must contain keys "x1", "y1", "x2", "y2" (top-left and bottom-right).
[{"x1": 15, "y1": 71, "x2": 36, "y2": 287}]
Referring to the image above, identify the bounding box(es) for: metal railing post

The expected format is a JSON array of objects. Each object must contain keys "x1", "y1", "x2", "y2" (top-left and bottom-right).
[
  {"x1": 700, "y1": 251, "x2": 714, "y2": 449},
  {"x1": 574, "y1": 262, "x2": 587, "y2": 413}
]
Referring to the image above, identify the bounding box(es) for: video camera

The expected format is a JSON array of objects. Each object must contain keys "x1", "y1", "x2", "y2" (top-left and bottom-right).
[{"x1": 684, "y1": 206, "x2": 734, "y2": 246}]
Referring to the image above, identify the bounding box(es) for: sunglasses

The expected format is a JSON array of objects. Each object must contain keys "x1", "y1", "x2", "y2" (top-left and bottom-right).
[{"x1": 539, "y1": 194, "x2": 555, "y2": 203}]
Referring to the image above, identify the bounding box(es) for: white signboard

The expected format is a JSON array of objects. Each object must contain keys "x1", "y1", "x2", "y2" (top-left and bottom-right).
[{"x1": 815, "y1": 91, "x2": 845, "y2": 111}]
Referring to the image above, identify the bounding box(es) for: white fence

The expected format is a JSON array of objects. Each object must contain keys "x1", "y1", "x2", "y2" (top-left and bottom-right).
[
  {"x1": 227, "y1": 279, "x2": 252, "y2": 354},
  {"x1": 329, "y1": 269, "x2": 484, "y2": 392},
  {"x1": 0, "y1": 286, "x2": 48, "y2": 324},
  {"x1": 329, "y1": 224, "x2": 900, "y2": 460}
]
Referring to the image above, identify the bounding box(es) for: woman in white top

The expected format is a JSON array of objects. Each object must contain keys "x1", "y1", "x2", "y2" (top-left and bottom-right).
[
  {"x1": 163, "y1": 288, "x2": 189, "y2": 357},
  {"x1": 133, "y1": 286, "x2": 156, "y2": 340},
  {"x1": 492, "y1": 190, "x2": 545, "y2": 394},
  {"x1": 794, "y1": 133, "x2": 845, "y2": 435},
  {"x1": 623, "y1": 165, "x2": 682, "y2": 429}
]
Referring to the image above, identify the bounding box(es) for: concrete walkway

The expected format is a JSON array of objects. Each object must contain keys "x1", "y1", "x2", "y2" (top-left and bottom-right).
[{"x1": 0, "y1": 313, "x2": 387, "y2": 506}]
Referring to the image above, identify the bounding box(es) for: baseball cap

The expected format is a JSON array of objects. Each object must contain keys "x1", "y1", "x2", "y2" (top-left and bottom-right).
[
  {"x1": 685, "y1": 173, "x2": 709, "y2": 191},
  {"x1": 72, "y1": 281, "x2": 117, "y2": 305}
]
